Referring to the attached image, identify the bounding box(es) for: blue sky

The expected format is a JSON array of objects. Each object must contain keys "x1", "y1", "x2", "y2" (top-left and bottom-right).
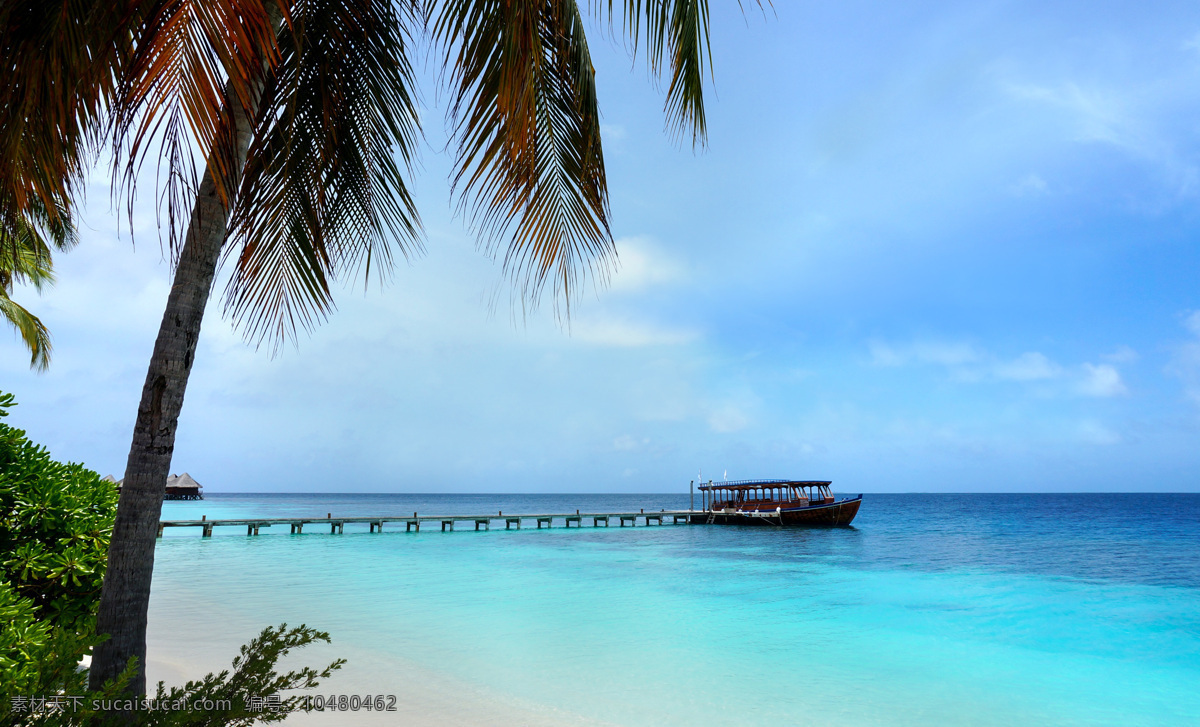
[{"x1": 5, "y1": 0, "x2": 1200, "y2": 492}]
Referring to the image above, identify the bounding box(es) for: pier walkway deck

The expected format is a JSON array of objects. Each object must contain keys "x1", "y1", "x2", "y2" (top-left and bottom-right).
[{"x1": 159, "y1": 510, "x2": 701, "y2": 537}]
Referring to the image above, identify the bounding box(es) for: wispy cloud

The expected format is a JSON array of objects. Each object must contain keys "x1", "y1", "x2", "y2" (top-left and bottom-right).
[
  {"x1": 1167, "y1": 311, "x2": 1200, "y2": 405},
  {"x1": 612, "y1": 435, "x2": 648, "y2": 451},
  {"x1": 606, "y1": 237, "x2": 686, "y2": 293},
  {"x1": 869, "y1": 340, "x2": 983, "y2": 367},
  {"x1": 707, "y1": 404, "x2": 750, "y2": 433},
  {"x1": 869, "y1": 339, "x2": 1129, "y2": 396},
  {"x1": 1009, "y1": 173, "x2": 1049, "y2": 197},
  {"x1": 994, "y1": 352, "x2": 1061, "y2": 381},
  {"x1": 1101, "y1": 346, "x2": 1139, "y2": 364},
  {"x1": 1078, "y1": 419, "x2": 1121, "y2": 445},
  {"x1": 571, "y1": 317, "x2": 699, "y2": 348},
  {"x1": 1186, "y1": 310, "x2": 1200, "y2": 337},
  {"x1": 998, "y1": 67, "x2": 1200, "y2": 202},
  {"x1": 1004, "y1": 80, "x2": 1129, "y2": 148},
  {"x1": 1076, "y1": 363, "x2": 1128, "y2": 397}
]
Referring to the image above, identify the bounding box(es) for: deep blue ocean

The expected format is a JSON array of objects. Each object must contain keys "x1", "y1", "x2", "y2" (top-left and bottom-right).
[{"x1": 151, "y1": 493, "x2": 1200, "y2": 726}]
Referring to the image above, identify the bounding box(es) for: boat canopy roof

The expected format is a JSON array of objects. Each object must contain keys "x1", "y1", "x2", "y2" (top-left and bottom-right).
[{"x1": 697, "y1": 479, "x2": 831, "y2": 491}]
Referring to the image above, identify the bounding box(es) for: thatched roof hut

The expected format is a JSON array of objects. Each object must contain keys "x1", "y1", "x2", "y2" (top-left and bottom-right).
[{"x1": 164, "y1": 472, "x2": 203, "y2": 500}]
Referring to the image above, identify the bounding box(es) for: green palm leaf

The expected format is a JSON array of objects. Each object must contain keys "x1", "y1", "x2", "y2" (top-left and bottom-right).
[
  {"x1": 0, "y1": 198, "x2": 75, "y2": 371},
  {"x1": 435, "y1": 0, "x2": 613, "y2": 312},
  {"x1": 223, "y1": 0, "x2": 423, "y2": 349}
]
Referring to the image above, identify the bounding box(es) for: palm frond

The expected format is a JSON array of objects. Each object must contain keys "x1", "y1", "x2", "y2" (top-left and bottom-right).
[
  {"x1": 0, "y1": 195, "x2": 77, "y2": 286},
  {"x1": 436, "y1": 0, "x2": 613, "y2": 312},
  {"x1": 0, "y1": 0, "x2": 123, "y2": 248},
  {"x1": 0, "y1": 293, "x2": 52, "y2": 372},
  {"x1": 0, "y1": 193, "x2": 74, "y2": 370},
  {"x1": 223, "y1": 0, "x2": 423, "y2": 350},
  {"x1": 601, "y1": 0, "x2": 718, "y2": 146},
  {"x1": 0, "y1": 210, "x2": 64, "y2": 294},
  {"x1": 605, "y1": 1, "x2": 772, "y2": 145},
  {"x1": 109, "y1": 0, "x2": 284, "y2": 257}
]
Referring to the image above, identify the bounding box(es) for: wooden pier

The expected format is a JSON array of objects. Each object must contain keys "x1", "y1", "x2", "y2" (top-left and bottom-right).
[{"x1": 158, "y1": 510, "x2": 700, "y2": 537}]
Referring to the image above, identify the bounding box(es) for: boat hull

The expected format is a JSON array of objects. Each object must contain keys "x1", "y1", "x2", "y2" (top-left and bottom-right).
[{"x1": 691, "y1": 496, "x2": 862, "y2": 527}]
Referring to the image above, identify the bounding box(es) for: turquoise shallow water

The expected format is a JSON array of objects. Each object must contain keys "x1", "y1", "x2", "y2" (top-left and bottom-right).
[{"x1": 153, "y1": 494, "x2": 1200, "y2": 726}]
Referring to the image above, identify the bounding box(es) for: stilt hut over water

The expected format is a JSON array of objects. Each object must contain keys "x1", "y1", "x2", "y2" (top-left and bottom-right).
[
  {"x1": 102, "y1": 473, "x2": 203, "y2": 499},
  {"x1": 165, "y1": 473, "x2": 203, "y2": 500}
]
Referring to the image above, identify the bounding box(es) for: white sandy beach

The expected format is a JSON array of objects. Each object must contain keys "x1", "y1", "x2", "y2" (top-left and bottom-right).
[{"x1": 146, "y1": 587, "x2": 610, "y2": 727}]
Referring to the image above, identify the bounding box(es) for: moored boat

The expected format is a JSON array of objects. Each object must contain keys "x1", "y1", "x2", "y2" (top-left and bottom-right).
[{"x1": 693, "y1": 479, "x2": 861, "y2": 526}]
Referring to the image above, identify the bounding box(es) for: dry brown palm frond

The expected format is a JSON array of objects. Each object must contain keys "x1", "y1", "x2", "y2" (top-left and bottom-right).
[
  {"x1": 0, "y1": 0, "x2": 128, "y2": 254},
  {"x1": 108, "y1": 0, "x2": 286, "y2": 257}
]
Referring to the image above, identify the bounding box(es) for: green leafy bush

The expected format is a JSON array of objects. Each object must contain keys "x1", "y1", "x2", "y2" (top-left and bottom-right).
[
  {"x1": 0, "y1": 392, "x2": 344, "y2": 724},
  {"x1": 0, "y1": 390, "x2": 116, "y2": 703}
]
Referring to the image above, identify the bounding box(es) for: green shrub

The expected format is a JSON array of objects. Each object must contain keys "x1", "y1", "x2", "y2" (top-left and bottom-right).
[
  {"x1": 0, "y1": 391, "x2": 115, "y2": 703},
  {"x1": 0, "y1": 392, "x2": 344, "y2": 724}
]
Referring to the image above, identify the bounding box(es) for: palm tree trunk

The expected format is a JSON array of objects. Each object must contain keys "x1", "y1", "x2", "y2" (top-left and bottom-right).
[{"x1": 88, "y1": 12, "x2": 277, "y2": 694}]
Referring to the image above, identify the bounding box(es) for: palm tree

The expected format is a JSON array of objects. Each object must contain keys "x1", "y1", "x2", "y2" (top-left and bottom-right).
[{"x1": 2, "y1": 0, "x2": 749, "y2": 696}]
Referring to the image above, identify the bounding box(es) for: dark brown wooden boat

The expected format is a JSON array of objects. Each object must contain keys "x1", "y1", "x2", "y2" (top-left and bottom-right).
[{"x1": 694, "y1": 479, "x2": 861, "y2": 526}]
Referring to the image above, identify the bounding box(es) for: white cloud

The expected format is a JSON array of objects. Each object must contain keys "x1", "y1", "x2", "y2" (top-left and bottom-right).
[
  {"x1": 1101, "y1": 346, "x2": 1139, "y2": 364},
  {"x1": 998, "y1": 69, "x2": 1200, "y2": 203},
  {"x1": 570, "y1": 317, "x2": 699, "y2": 347},
  {"x1": 1186, "y1": 310, "x2": 1200, "y2": 337},
  {"x1": 869, "y1": 339, "x2": 983, "y2": 367},
  {"x1": 1010, "y1": 173, "x2": 1049, "y2": 197},
  {"x1": 1078, "y1": 420, "x2": 1121, "y2": 445},
  {"x1": 868, "y1": 340, "x2": 904, "y2": 367},
  {"x1": 1076, "y1": 363, "x2": 1128, "y2": 398},
  {"x1": 1004, "y1": 80, "x2": 1135, "y2": 151},
  {"x1": 599, "y1": 123, "x2": 626, "y2": 141},
  {"x1": 612, "y1": 435, "x2": 649, "y2": 451},
  {"x1": 707, "y1": 405, "x2": 750, "y2": 433},
  {"x1": 606, "y1": 237, "x2": 686, "y2": 293},
  {"x1": 994, "y1": 352, "x2": 1061, "y2": 381},
  {"x1": 869, "y1": 339, "x2": 1133, "y2": 397},
  {"x1": 1167, "y1": 311, "x2": 1200, "y2": 405},
  {"x1": 913, "y1": 341, "x2": 984, "y2": 366}
]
